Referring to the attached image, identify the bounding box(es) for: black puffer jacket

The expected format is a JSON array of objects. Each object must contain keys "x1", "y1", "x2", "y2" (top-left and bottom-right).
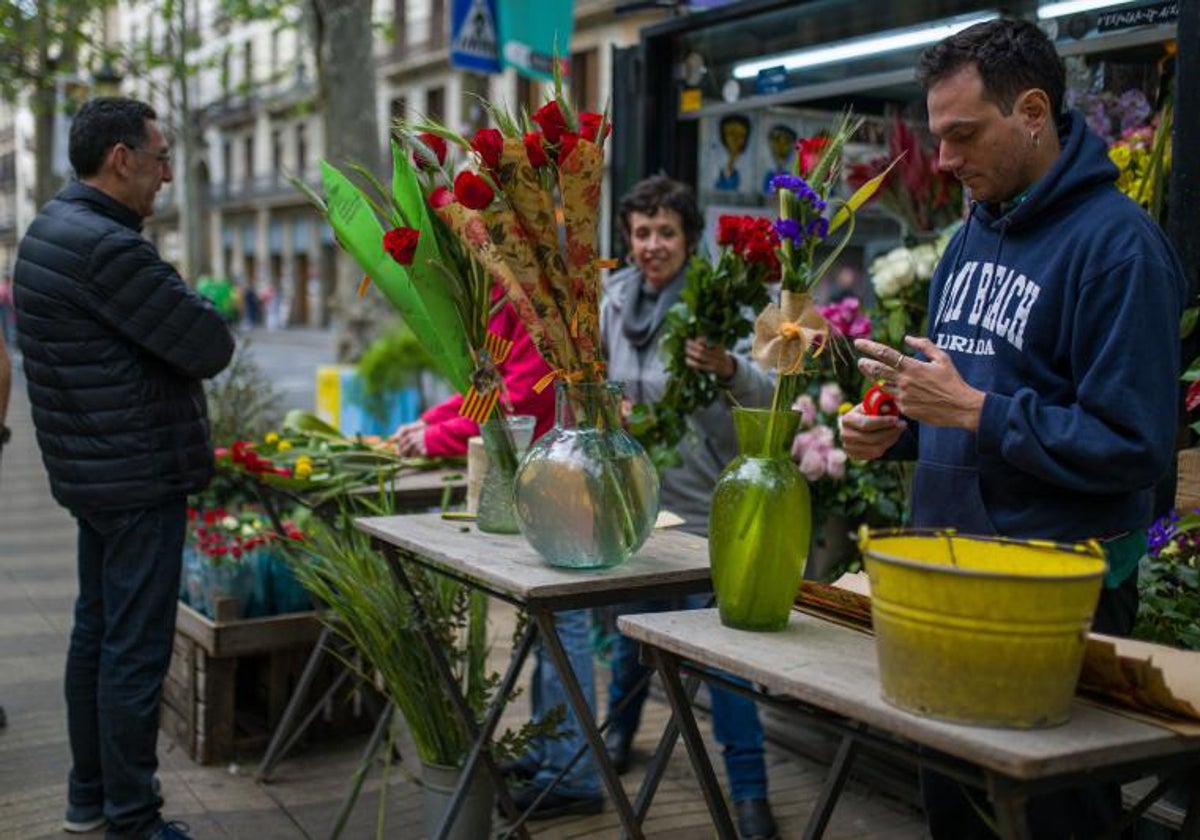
[{"x1": 14, "y1": 182, "x2": 235, "y2": 513}]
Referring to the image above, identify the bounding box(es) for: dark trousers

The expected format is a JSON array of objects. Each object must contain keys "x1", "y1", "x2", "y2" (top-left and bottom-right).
[
  {"x1": 66, "y1": 500, "x2": 186, "y2": 838},
  {"x1": 921, "y1": 572, "x2": 1140, "y2": 839}
]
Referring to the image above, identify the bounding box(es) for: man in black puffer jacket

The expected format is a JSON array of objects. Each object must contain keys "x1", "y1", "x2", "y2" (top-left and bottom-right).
[{"x1": 14, "y1": 97, "x2": 234, "y2": 840}]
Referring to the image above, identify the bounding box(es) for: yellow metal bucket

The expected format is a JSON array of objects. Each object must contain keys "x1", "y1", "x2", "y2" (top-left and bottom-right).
[{"x1": 860, "y1": 529, "x2": 1106, "y2": 729}]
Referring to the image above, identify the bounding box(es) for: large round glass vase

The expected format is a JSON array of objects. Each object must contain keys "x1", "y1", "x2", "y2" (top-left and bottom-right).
[
  {"x1": 709, "y1": 408, "x2": 811, "y2": 631},
  {"x1": 513, "y1": 381, "x2": 660, "y2": 569}
]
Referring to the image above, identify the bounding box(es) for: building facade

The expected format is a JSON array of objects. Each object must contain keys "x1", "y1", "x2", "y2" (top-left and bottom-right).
[{"x1": 110, "y1": 0, "x2": 669, "y2": 328}]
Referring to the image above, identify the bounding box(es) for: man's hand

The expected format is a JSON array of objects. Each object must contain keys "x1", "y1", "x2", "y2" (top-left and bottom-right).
[
  {"x1": 839, "y1": 402, "x2": 907, "y2": 461},
  {"x1": 390, "y1": 420, "x2": 427, "y2": 457},
  {"x1": 854, "y1": 336, "x2": 985, "y2": 431},
  {"x1": 685, "y1": 338, "x2": 736, "y2": 380}
]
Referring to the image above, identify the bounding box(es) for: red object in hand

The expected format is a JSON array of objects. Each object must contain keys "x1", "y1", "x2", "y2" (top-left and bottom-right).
[{"x1": 862, "y1": 383, "x2": 899, "y2": 416}]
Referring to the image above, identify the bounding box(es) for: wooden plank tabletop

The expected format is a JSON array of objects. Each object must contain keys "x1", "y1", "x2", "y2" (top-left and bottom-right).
[
  {"x1": 618, "y1": 608, "x2": 1200, "y2": 781},
  {"x1": 354, "y1": 512, "x2": 712, "y2": 606}
]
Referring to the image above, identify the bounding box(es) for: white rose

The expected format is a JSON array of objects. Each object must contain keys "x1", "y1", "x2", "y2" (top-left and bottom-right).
[
  {"x1": 873, "y1": 270, "x2": 900, "y2": 298},
  {"x1": 884, "y1": 248, "x2": 916, "y2": 288},
  {"x1": 911, "y1": 244, "x2": 939, "y2": 280}
]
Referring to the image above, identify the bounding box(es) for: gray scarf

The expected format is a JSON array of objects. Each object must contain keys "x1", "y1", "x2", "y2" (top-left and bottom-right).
[{"x1": 620, "y1": 268, "x2": 686, "y2": 350}]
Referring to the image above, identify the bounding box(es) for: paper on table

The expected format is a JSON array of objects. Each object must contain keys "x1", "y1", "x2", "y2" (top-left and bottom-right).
[
  {"x1": 654, "y1": 510, "x2": 685, "y2": 529},
  {"x1": 1078, "y1": 635, "x2": 1200, "y2": 733}
]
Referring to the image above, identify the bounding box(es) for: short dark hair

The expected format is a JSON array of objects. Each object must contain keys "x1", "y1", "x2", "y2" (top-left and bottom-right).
[
  {"x1": 916, "y1": 18, "x2": 1064, "y2": 116},
  {"x1": 69, "y1": 97, "x2": 158, "y2": 178},
  {"x1": 618, "y1": 175, "x2": 704, "y2": 253}
]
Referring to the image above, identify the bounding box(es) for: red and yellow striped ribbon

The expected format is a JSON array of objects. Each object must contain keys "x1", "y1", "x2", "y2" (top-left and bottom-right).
[
  {"x1": 483, "y1": 331, "x2": 513, "y2": 365},
  {"x1": 458, "y1": 385, "x2": 501, "y2": 424}
]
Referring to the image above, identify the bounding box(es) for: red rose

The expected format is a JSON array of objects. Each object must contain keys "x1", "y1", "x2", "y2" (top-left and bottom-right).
[
  {"x1": 557, "y1": 131, "x2": 581, "y2": 163},
  {"x1": 471, "y1": 127, "x2": 504, "y2": 171},
  {"x1": 382, "y1": 226, "x2": 420, "y2": 265},
  {"x1": 523, "y1": 131, "x2": 549, "y2": 168},
  {"x1": 579, "y1": 112, "x2": 610, "y2": 142},
  {"x1": 429, "y1": 186, "x2": 455, "y2": 209},
  {"x1": 1187, "y1": 379, "x2": 1200, "y2": 413},
  {"x1": 716, "y1": 215, "x2": 744, "y2": 247},
  {"x1": 413, "y1": 132, "x2": 447, "y2": 170},
  {"x1": 862, "y1": 383, "x2": 899, "y2": 417},
  {"x1": 532, "y1": 100, "x2": 568, "y2": 144},
  {"x1": 797, "y1": 135, "x2": 831, "y2": 177},
  {"x1": 453, "y1": 170, "x2": 495, "y2": 210}
]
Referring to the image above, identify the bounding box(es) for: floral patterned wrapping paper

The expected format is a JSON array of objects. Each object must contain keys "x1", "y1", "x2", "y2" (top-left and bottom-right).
[{"x1": 556, "y1": 138, "x2": 605, "y2": 368}]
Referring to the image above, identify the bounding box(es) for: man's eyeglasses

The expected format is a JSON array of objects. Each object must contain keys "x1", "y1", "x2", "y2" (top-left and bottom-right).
[{"x1": 127, "y1": 146, "x2": 173, "y2": 167}]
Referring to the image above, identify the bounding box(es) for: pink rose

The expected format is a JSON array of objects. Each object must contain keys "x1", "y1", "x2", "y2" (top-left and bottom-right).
[
  {"x1": 791, "y1": 395, "x2": 817, "y2": 428},
  {"x1": 818, "y1": 382, "x2": 844, "y2": 415},
  {"x1": 799, "y1": 447, "x2": 827, "y2": 481},
  {"x1": 825, "y1": 448, "x2": 848, "y2": 480}
]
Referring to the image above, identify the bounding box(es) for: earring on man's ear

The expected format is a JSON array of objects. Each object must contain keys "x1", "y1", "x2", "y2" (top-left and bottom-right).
[{"x1": 1030, "y1": 130, "x2": 1040, "y2": 148}]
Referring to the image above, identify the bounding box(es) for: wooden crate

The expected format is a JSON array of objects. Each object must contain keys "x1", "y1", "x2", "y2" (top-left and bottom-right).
[{"x1": 161, "y1": 601, "x2": 368, "y2": 765}]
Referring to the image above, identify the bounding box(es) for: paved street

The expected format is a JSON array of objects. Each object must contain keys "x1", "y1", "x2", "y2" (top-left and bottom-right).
[{"x1": 0, "y1": 329, "x2": 924, "y2": 839}]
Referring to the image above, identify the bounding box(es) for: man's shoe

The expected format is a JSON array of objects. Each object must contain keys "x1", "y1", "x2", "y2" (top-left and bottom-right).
[
  {"x1": 734, "y1": 798, "x2": 778, "y2": 840},
  {"x1": 604, "y1": 727, "x2": 633, "y2": 775},
  {"x1": 507, "y1": 781, "x2": 603, "y2": 821},
  {"x1": 61, "y1": 812, "x2": 106, "y2": 833}
]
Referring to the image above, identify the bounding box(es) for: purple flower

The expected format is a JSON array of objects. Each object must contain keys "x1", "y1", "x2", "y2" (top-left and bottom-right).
[
  {"x1": 807, "y1": 217, "x2": 830, "y2": 241},
  {"x1": 769, "y1": 174, "x2": 807, "y2": 194},
  {"x1": 773, "y1": 218, "x2": 803, "y2": 246}
]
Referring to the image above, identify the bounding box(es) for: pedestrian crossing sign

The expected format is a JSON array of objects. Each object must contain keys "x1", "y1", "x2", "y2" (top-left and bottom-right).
[{"x1": 450, "y1": 0, "x2": 501, "y2": 74}]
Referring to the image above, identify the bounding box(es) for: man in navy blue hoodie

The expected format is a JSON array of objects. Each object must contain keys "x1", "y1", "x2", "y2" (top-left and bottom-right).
[{"x1": 842, "y1": 18, "x2": 1187, "y2": 839}]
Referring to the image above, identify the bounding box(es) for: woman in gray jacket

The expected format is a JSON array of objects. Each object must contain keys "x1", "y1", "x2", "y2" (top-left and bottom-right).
[{"x1": 601, "y1": 175, "x2": 778, "y2": 840}]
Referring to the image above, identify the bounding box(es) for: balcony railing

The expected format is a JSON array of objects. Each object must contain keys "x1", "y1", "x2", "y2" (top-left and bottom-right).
[{"x1": 208, "y1": 170, "x2": 321, "y2": 204}]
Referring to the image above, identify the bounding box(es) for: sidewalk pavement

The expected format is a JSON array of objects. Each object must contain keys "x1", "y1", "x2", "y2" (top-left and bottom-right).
[{"x1": 0, "y1": 347, "x2": 925, "y2": 839}]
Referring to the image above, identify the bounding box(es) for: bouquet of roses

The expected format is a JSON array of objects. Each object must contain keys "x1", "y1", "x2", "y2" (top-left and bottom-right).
[
  {"x1": 405, "y1": 71, "x2": 610, "y2": 389},
  {"x1": 868, "y1": 231, "x2": 953, "y2": 349},
  {"x1": 629, "y1": 214, "x2": 777, "y2": 470}
]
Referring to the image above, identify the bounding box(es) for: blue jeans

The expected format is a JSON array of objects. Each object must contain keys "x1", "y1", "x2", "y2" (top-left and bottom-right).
[
  {"x1": 525, "y1": 609, "x2": 601, "y2": 797},
  {"x1": 608, "y1": 593, "x2": 767, "y2": 803},
  {"x1": 66, "y1": 500, "x2": 186, "y2": 838}
]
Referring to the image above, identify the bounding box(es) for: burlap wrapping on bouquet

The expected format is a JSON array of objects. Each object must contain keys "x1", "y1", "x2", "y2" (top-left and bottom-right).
[{"x1": 752, "y1": 290, "x2": 828, "y2": 375}]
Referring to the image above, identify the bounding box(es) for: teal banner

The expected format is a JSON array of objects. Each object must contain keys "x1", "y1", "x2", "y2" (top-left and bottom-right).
[{"x1": 496, "y1": 0, "x2": 575, "y2": 82}]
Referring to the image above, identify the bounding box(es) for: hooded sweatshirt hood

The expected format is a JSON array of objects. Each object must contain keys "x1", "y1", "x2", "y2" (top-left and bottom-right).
[{"x1": 909, "y1": 110, "x2": 1187, "y2": 543}]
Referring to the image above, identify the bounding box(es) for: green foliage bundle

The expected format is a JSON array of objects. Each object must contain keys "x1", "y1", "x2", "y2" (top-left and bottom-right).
[
  {"x1": 288, "y1": 504, "x2": 559, "y2": 769},
  {"x1": 628, "y1": 254, "x2": 771, "y2": 471}
]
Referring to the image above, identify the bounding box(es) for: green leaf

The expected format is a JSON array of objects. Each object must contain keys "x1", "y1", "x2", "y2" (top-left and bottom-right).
[
  {"x1": 1181, "y1": 306, "x2": 1198, "y2": 340},
  {"x1": 319, "y1": 161, "x2": 471, "y2": 393},
  {"x1": 828, "y1": 153, "x2": 904, "y2": 234}
]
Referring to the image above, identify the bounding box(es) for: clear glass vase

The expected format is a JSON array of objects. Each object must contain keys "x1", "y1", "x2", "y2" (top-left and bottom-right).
[
  {"x1": 476, "y1": 414, "x2": 535, "y2": 534},
  {"x1": 513, "y1": 381, "x2": 660, "y2": 569},
  {"x1": 709, "y1": 407, "x2": 812, "y2": 631}
]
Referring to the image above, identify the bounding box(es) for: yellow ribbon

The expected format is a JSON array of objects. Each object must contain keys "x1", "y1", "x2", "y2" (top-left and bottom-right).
[
  {"x1": 752, "y1": 291, "x2": 828, "y2": 376},
  {"x1": 532, "y1": 362, "x2": 608, "y2": 394}
]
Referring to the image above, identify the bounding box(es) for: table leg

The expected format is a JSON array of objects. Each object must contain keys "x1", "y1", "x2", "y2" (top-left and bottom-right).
[
  {"x1": 1182, "y1": 769, "x2": 1200, "y2": 840},
  {"x1": 330, "y1": 700, "x2": 394, "y2": 839},
  {"x1": 631, "y1": 672, "x2": 702, "y2": 824},
  {"x1": 651, "y1": 648, "x2": 737, "y2": 840},
  {"x1": 802, "y1": 733, "x2": 858, "y2": 840},
  {"x1": 988, "y1": 774, "x2": 1032, "y2": 840},
  {"x1": 533, "y1": 609, "x2": 645, "y2": 838},
  {"x1": 257, "y1": 625, "x2": 345, "y2": 781},
  {"x1": 382, "y1": 547, "x2": 532, "y2": 840}
]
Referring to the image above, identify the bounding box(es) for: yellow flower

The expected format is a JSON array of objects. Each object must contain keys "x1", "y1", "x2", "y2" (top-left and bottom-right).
[
  {"x1": 1108, "y1": 145, "x2": 1132, "y2": 171},
  {"x1": 277, "y1": 440, "x2": 292, "y2": 452},
  {"x1": 265, "y1": 432, "x2": 280, "y2": 445},
  {"x1": 295, "y1": 462, "x2": 313, "y2": 480},
  {"x1": 838, "y1": 402, "x2": 853, "y2": 415}
]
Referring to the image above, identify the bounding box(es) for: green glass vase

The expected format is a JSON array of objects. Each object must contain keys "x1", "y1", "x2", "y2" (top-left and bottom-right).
[
  {"x1": 709, "y1": 407, "x2": 812, "y2": 631},
  {"x1": 476, "y1": 415, "x2": 535, "y2": 534}
]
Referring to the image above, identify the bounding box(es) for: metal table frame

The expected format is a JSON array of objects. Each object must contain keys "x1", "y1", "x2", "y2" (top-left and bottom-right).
[
  {"x1": 624, "y1": 611, "x2": 1200, "y2": 840},
  {"x1": 358, "y1": 514, "x2": 714, "y2": 840}
]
